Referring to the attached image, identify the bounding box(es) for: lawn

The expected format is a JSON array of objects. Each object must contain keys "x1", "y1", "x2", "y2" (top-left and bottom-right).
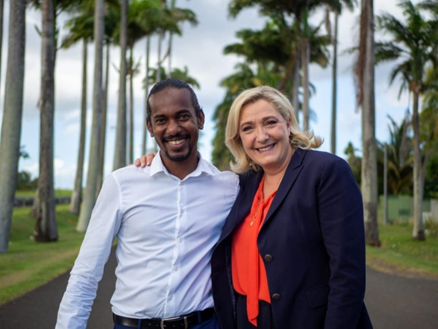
[
  {"x1": 366, "y1": 222, "x2": 438, "y2": 277},
  {"x1": 0, "y1": 205, "x2": 84, "y2": 305}
]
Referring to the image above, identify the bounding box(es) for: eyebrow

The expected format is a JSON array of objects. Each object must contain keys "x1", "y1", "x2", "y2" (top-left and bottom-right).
[{"x1": 240, "y1": 115, "x2": 278, "y2": 126}]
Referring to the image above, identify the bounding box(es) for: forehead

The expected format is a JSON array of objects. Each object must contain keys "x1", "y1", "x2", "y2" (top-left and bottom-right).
[
  {"x1": 240, "y1": 99, "x2": 281, "y2": 122},
  {"x1": 149, "y1": 87, "x2": 194, "y2": 116}
]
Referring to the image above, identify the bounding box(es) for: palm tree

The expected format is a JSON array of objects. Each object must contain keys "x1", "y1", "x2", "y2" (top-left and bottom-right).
[
  {"x1": 77, "y1": 0, "x2": 105, "y2": 232},
  {"x1": 376, "y1": 0, "x2": 437, "y2": 240},
  {"x1": 62, "y1": 4, "x2": 95, "y2": 215},
  {"x1": 0, "y1": 0, "x2": 4, "y2": 96},
  {"x1": 34, "y1": 0, "x2": 58, "y2": 242},
  {"x1": 112, "y1": 0, "x2": 128, "y2": 171},
  {"x1": 229, "y1": 0, "x2": 354, "y2": 132},
  {"x1": 354, "y1": 0, "x2": 380, "y2": 246},
  {"x1": 325, "y1": 1, "x2": 357, "y2": 154},
  {"x1": 0, "y1": 0, "x2": 26, "y2": 253}
]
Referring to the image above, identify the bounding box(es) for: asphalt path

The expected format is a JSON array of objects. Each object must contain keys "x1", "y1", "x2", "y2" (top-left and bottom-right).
[{"x1": 1, "y1": 248, "x2": 437, "y2": 329}]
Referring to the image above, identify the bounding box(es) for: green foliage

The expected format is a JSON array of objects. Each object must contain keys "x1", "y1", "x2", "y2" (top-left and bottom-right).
[
  {"x1": 344, "y1": 142, "x2": 361, "y2": 186},
  {"x1": 16, "y1": 171, "x2": 38, "y2": 191}
]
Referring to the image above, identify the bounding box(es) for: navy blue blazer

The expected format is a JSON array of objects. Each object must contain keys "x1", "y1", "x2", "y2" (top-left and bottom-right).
[{"x1": 211, "y1": 149, "x2": 373, "y2": 328}]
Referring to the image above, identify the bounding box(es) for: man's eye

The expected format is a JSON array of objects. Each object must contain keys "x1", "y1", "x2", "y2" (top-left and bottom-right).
[
  {"x1": 179, "y1": 114, "x2": 190, "y2": 120},
  {"x1": 155, "y1": 118, "x2": 166, "y2": 124}
]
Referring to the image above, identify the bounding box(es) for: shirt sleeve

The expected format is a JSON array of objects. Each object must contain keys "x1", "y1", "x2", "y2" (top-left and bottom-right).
[{"x1": 56, "y1": 174, "x2": 123, "y2": 329}]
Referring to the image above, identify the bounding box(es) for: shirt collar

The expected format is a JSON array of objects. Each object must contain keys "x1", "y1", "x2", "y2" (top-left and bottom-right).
[{"x1": 150, "y1": 151, "x2": 216, "y2": 179}]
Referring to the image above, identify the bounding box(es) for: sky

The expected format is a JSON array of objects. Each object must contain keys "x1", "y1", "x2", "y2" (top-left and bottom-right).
[{"x1": 0, "y1": 0, "x2": 416, "y2": 189}]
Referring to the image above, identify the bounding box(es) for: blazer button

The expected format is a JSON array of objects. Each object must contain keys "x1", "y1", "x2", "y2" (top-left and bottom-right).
[
  {"x1": 272, "y1": 293, "x2": 281, "y2": 300},
  {"x1": 264, "y1": 254, "x2": 273, "y2": 262}
]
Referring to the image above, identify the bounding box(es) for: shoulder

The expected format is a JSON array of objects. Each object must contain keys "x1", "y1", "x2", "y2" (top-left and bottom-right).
[
  {"x1": 302, "y1": 149, "x2": 349, "y2": 169},
  {"x1": 110, "y1": 164, "x2": 152, "y2": 186},
  {"x1": 201, "y1": 159, "x2": 239, "y2": 188}
]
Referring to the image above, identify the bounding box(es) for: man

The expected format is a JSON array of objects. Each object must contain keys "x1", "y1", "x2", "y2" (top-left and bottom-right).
[{"x1": 56, "y1": 79, "x2": 239, "y2": 329}]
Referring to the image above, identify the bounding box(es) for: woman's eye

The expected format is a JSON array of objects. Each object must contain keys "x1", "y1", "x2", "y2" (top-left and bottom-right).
[
  {"x1": 265, "y1": 120, "x2": 277, "y2": 126},
  {"x1": 241, "y1": 126, "x2": 253, "y2": 132}
]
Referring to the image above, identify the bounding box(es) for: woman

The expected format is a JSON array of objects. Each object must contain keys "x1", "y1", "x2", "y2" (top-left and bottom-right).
[
  {"x1": 210, "y1": 86, "x2": 372, "y2": 329},
  {"x1": 136, "y1": 85, "x2": 372, "y2": 329}
]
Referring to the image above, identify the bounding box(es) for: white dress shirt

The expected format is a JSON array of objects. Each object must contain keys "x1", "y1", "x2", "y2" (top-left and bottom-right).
[{"x1": 56, "y1": 153, "x2": 239, "y2": 329}]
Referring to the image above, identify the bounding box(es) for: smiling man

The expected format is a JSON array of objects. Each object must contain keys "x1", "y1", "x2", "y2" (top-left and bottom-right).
[{"x1": 56, "y1": 79, "x2": 239, "y2": 329}]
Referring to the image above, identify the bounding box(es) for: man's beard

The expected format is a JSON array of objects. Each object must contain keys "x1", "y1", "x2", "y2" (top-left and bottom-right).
[{"x1": 163, "y1": 144, "x2": 192, "y2": 162}]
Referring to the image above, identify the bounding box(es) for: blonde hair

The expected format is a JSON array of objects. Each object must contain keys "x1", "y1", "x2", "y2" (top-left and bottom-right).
[{"x1": 225, "y1": 85, "x2": 323, "y2": 173}]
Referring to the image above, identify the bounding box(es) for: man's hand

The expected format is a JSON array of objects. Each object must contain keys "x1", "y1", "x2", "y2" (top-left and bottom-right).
[{"x1": 134, "y1": 153, "x2": 156, "y2": 168}]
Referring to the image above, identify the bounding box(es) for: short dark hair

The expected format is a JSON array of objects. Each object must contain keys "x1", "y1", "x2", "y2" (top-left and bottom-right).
[{"x1": 146, "y1": 78, "x2": 202, "y2": 123}]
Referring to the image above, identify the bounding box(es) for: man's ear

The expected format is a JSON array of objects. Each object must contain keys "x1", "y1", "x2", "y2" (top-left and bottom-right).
[
  {"x1": 198, "y1": 110, "x2": 205, "y2": 130},
  {"x1": 147, "y1": 121, "x2": 154, "y2": 137}
]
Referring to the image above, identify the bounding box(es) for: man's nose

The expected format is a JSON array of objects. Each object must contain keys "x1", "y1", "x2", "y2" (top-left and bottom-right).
[{"x1": 167, "y1": 119, "x2": 182, "y2": 135}]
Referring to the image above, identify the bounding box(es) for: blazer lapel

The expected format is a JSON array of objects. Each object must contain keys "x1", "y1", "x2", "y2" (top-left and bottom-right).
[{"x1": 263, "y1": 148, "x2": 307, "y2": 226}]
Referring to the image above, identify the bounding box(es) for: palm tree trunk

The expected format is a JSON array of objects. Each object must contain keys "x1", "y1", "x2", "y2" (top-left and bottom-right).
[
  {"x1": 0, "y1": 0, "x2": 26, "y2": 253},
  {"x1": 77, "y1": 0, "x2": 105, "y2": 232},
  {"x1": 141, "y1": 35, "x2": 150, "y2": 156},
  {"x1": 361, "y1": 0, "x2": 380, "y2": 246},
  {"x1": 292, "y1": 54, "x2": 300, "y2": 122},
  {"x1": 69, "y1": 38, "x2": 88, "y2": 215},
  {"x1": 0, "y1": 0, "x2": 4, "y2": 94},
  {"x1": 113, "y1": 0, "x2": 128, "y2": 170},
  {"x1": 157, "y1": 31, "x2": 163, "y2": 83},
  {"x1": 128, "y1": 46, "x2": 134, "y2": 164},
  {"x1": 34, "y1": 0, "x2": 58, "y2": 242},
  {"x1": 330, "y1": 11, "x2": 338, "y2": 155},
  {"x1": 96, "y1": 41, "x2": 110, "y2": 196},
  {"x1": 301, "y1": 37, "x2": 310, "y2": 132},
  {"x1": 412, "y1": 91, "x2": 425, "y2": 240}
]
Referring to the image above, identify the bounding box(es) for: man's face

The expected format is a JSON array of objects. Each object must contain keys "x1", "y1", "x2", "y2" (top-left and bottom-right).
[{"x1": 147, "y1": 87, "x2": 204, "y2": 168}]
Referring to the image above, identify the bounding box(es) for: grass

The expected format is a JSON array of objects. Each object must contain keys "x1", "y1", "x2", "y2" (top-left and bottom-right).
[
  {"x1": 15, "y1": 189, "x2": 72, "y2": 198},
  {"x1": 366, "y1": 222, "x2": 438, "y2": 277},
  {"x1": 0, "y1": 205, "x2": 85, "y2": 305},
  {"x1": 1, "y1": 206, "x2": 438, "y2": 306}
]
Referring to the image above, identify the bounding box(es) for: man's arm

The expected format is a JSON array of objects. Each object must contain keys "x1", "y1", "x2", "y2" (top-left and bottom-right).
[{"x1": 56, "y1": 174, "x2": 122, "y2": 329}]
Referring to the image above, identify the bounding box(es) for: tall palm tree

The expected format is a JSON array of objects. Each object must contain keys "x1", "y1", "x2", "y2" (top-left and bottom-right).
[
  {"x1": 376, "y1": 0, "x2": 437, "y2": 240},
  {"x1": 0, "y1": 0, "x2": 26, "y2": 253},
  {"x1": 112, "y1": 0, "x2": 128, "y2": 171},
  {"x1": 229, "y1": 0, "x2": 354, "y2": 131},
  {"x1": 34, "y1": 0, "x2": 58, "y2": 242},
  {"x1": 62, "y1": 4, "x2": 94, "y2": 215},
  {"x1": 354, "y1": 0, "x2": 380, "y2": 246},
  {"x1": 77, "y1": 0, "x2": 105, "y2": 232},
  {"x1": 325, "y1": 1, "x2": 357, "y2": 154},
  {"x1": 0, "y1": 0, "x2": 4, "y2": 97}
]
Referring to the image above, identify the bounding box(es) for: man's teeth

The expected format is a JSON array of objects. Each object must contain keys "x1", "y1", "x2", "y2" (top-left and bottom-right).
[
  {"x1": 258, "y1": 145, "x2": 273, "y2": 152},
  {"x1": 169, "y1": 139, "x2": 185, "y2": 145}
]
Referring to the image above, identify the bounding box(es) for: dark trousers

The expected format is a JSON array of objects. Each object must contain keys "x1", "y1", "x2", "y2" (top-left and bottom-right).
[
  {"x1": 113, "y1": 313, "x2": 220, "y2": 329},
  {"x1": 236, "y1": 294, "x2": 275, "y2": 329}
]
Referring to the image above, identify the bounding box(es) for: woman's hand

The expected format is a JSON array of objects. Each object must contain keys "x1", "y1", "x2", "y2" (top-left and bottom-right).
[{"x1": 134, "y1": 153, "x2": 156, "y2": 168}]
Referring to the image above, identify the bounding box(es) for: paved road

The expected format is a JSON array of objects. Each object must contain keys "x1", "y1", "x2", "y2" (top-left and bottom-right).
[{"x1": 1, "y1": 248, "x2": 437, "y2": 329}]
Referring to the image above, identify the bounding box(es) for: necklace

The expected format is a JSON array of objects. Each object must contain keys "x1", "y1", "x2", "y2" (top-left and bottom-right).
[{"x1": 249, "y1": 171, "x2": 285, "y2": 227}]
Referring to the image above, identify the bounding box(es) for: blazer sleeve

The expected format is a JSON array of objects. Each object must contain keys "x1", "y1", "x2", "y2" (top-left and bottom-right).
[{"x1": 316, "y1": 156, "x2": 366, "y2": 328}]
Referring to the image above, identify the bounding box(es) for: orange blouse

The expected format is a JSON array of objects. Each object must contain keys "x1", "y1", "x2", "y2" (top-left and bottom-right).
[{"x1": 231, "y1": 176, "x2": 276, "y2": 327}]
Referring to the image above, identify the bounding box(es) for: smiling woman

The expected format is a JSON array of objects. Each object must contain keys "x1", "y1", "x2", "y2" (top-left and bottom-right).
[{"x1": 211, "y1": 85, "x2": 373, "y2": 329}]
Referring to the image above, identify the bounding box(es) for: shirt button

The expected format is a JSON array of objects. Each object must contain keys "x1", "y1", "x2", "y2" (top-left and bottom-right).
[
  {"x1": 174, "y1": 266, "x2": 178, "y2": 272},
  {"x1": 168, "y1": 295, "x2": 173, "y2": 300},
  {"x1": 180, "y1": 209, "x2": 184, "y2": 214},
  {"x1": 178, "y1": 237, "x2": 183, "y2": 243},
  {"x1": 264, "y1": 254, "x2": 273, "y2": 262},
  {"x1": 271, "y1": 293, "x2": 281, "y2": 300}
]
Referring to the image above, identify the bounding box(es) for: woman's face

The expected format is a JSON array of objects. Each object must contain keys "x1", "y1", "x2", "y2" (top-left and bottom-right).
[{"x1": 239, "y1": 99, "x2": 292, "y2": 172}]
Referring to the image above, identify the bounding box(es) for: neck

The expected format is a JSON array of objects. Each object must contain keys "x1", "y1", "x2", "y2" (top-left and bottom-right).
[{"x1": 160, "y1": 151, "x2": 199, "y2": 180}]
